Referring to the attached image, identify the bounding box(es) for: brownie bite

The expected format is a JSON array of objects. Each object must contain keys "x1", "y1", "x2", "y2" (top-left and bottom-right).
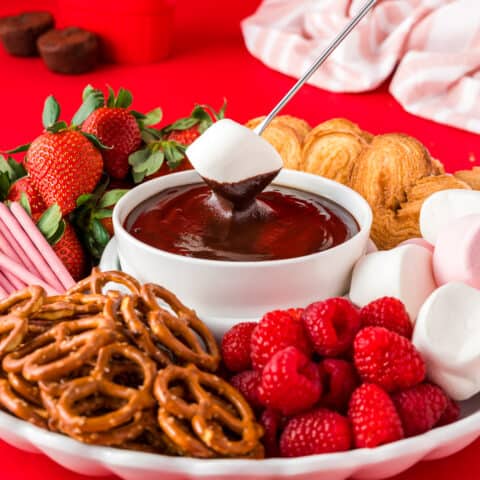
[
  {"x1": 0, "y1": 11, "x2": 54, "y2": 56},
  {"x1": 37, "y1": 27, "x2": 99, "y2": 74}
]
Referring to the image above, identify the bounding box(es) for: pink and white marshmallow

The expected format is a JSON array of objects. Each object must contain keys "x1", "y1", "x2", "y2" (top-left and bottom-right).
[
  {"x1": 349, "y1": 244, "x2": 436, "y2": 320},
  {"x1": 420, "y1": 189, "x2": 480, "y2": 244},
  {"x1": 414, "y1": 282, "x2": 480, "y2": 401},
  {"x1": 433, "y1": 214, "x2": 480, "y2": 289}
]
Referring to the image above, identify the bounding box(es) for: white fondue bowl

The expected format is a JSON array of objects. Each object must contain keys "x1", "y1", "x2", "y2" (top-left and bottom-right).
[{"x1": 113, "y1": 170, "x2": 372, "y2": 329}]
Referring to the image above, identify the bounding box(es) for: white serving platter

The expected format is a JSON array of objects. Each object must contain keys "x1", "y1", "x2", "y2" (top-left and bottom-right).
[{"x1": 0, "y1": 392, "x2": 478, "y2": 480}]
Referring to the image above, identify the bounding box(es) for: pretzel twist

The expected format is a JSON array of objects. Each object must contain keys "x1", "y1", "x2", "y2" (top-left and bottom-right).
[
  {"x1": 0, "y1": 270, "x2": 263, "y2": 458},
  {"x1": 68, "y1": 268, "x2": 141, "y2": 296},
  {"x1": 142, "y1": 284, "x2": 220, "y2": 372},
  {"x1": 155, "y1": 364, "x2": 263, "y2": 458}
]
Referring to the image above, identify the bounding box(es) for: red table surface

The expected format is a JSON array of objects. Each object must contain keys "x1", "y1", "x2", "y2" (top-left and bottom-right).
[{"x1": 0, "y1": 1, "x2": 479, "y2": 479}]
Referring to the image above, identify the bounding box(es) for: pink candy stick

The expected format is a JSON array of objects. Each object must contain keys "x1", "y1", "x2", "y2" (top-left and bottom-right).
[
  {"x1": 0, "y1": 224, "x2": 28, "y2": 290},
  {"x1": 0, "y1": 203, "x2": 65, "y2": 292},
  {"x1": 0, "y1": 271, "x2": 16, "y2": 294},
  {"x1": 0, "y1": 206, "x2": 43, "y2": 280},
  {"x1": 10, "y1": 203, "x2": 75, "y2": 290},
  {"x1": 0, "y1": 251, "x2": 59, "y2": 296},
  {"x1": 0, "y1": 281, "x2": 7, "y2": 299}
]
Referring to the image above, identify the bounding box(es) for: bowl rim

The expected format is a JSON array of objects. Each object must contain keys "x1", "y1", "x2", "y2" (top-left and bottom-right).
[
  {"x1": 0, "y1": 400, "x2": 478, "y2": 476},
  {"x1": 112, "y1": 169, "x2": 373, "y2": 268}
]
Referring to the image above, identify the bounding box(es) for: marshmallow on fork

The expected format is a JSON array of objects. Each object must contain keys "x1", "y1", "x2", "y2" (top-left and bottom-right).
[
  {"x1": 414, "y1": 282, "x2": 480, "y2": 401},
  {"x1": 420, "y1": 189, "x2": 480, "y2": 244},
  {"x1": 349, "y1": 245, "x2": 436, "y2": 320},
  {"x1": 186, "y1": 119, "x2": 283, "y2": 208}
]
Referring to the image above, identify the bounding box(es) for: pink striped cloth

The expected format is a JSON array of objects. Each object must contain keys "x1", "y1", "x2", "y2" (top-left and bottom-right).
[{"x1": 241, "y1": 0, "x2": 480, "y2": 134}]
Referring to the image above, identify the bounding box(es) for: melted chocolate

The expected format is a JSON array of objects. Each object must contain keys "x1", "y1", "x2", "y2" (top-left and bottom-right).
[
  {"x1": 125, "y1": 183, "x2": 359, "y2": 262},
  {"x1": 203, "y1": 170, "x2": 280, "y2": 210}
]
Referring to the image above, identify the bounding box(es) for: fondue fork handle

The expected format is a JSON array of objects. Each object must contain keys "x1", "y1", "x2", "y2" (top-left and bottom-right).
[{"x1": 254, "y1": 0, "x2": 378, "y2": 135}]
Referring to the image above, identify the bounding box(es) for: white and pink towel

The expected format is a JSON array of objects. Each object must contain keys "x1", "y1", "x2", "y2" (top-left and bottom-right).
[{"x1": 242, "y1": 0, "x2": 480, "y2": 134}]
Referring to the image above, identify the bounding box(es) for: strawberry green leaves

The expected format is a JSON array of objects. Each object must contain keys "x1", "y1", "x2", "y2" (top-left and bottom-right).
[
  {"x1": 41, "y1": 96, "x2": 69, "y2": 134},
  {"x1": 72, "y1": 88, "x2": 105, "y2": 126},
  {"x1": 72, "y1": 181, "x2": 128, "y2": 259},
  {"x1": 105, "y1": 86, "x2": 133, "y2": 109},
  {"x1": 42, "y1": 95, "x2": 61, "y2": 129},
  {"x1": 36, "y1": 204, "x2": 66, "y2": 245},
  {"x1": 98, "y1": 189, "x2": 129, "y2": 208}
]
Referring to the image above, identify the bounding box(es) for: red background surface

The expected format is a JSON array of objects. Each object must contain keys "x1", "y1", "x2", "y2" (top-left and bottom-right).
[{"x1": 0, "y1": 0, "x2": 479, "y2": 479}]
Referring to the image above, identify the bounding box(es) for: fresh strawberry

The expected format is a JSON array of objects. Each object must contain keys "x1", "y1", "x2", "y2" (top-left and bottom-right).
[
  {"x1": 162, "y1": 102, "x2": 226, "y2": 146},
  {"x1": 360, "y1": 297, "x2": 413, "y2": 339},
  {"x1": 130, "y1": 102, "x2": 226, "y2": 183},
  {"x1": 230, "y1": 370, "x2": 262, "y2": 410},
  {"x1": 35, "y1": 204, "x2": 87, "y2": 280},
  {"x1": 251, "y1": 310, "x2": 311, "y2": 371},
  {"x1": 353, "y1": 326, "x2": 426, "y2": 392},
  {"x1": 392, "y1": 383, "x2": 448, "y2": 437},
  {"x1": 52, "y1": 222, "x2": 87, "y2": 280},
  {"x1": 82, "y1": 107, "x2": 140, "y2": 180},
  {"x1": 166, "y1": 126, "x2": 201, "y2": 145},
  {"x1": 0, "y1": 155, "x2": 46, "y2": 215},
  {"x1": 221, "y1": 322, "x2": 257, "y2": 373},
  {"x1": 280, "y1": 408, "x2": 352, "y2": 457},
  {"x1": 302, "y1": 298, "x2": 361, "y2": 357},
  {"x1": 318, "y1": 358, "x2": 359, "y2": 412},
  {"x1": 13, "y1": 95, "x2": 105, "y2": 216},
  {"x1": 7, "y1": 176, "x2": 46, "y2": 215},
  {"x1": 26, "y1": 129, "x2": 103, "y2": 216},
  {"x1": 258, "y1": 346, "x2": 321, "y2": 416},
  {"x1": 348, "y1": 383, "x2": 404, "y2": 448},
  {"x1": 80, "y1": 86, "x2": 161, "y2": 180}
]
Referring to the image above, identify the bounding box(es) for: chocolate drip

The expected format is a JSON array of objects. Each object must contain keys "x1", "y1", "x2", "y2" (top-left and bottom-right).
[{"x1": 202, "y1": 170, "x2": 281, "y2": 211}]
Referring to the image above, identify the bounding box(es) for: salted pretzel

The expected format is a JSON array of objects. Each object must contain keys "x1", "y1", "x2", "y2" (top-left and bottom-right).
[
  {"x1": 33, "y1": 293, "x2": 108, "y2": 320},
  {"x1": 68, "y1": 268, "x2": 141, "y2": 296},
  {"x1": 119, "y1": 295, "x2": 173, "y2": 366},
  {"x1": 22, "y1": 318, "x2": 119, "y2": 383},
  {"x1": 3, "y1": 315, "x2": 117, "y2": 379},
  {"x1": 0, "y1": 286, "x2": 45, "y2": 317},
  {"x1": 0, "y1": 315, "x2": 29, "y2": 357},
  {"x1": 0, "y1": 271, "x2": 264, "y2": 458},
  {"x1": 140, "y1": 284, "x2": 220, "y2": 371},
  {"x1": 54, "y1": 343, "x2": 156, "y2": 445},
  {"x1": 0, "y1": 378, "x2": 47, "y2": 429},
  {"x1": 155, "y1": 364, "x2": 264, "y2": 458}
]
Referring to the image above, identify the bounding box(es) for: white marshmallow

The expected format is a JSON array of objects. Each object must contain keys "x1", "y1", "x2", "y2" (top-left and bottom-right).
[
  {"x1": 349, "y1": 245, "x2": 436, "y2": 320},
  {"x1": 413, "y1": 282, "x2": 480, "y2": 401},
  {"x1": 186, "y1": 119, "x2": 283, "y2": 184},
  {"x1": 420, "y1": 189, "x2": 480, "y2": 244}
]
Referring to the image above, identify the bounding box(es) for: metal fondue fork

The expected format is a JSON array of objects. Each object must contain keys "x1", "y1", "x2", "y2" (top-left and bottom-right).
[{"x1": 254, "y1": 0, "x2": 378, "y2": 135}]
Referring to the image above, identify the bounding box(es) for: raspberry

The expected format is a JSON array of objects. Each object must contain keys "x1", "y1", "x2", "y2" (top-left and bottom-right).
[
  {"x1": 436, "y1": 397, "x2": 460, "y2": 427},
  {"x1": 348, "y1": 383, "x2": 404, "y2": 448},
  {"x1": 286, "y1": 307, "x2": 304, "y2": 321},
  {"x1": 392, "y1": 383, "x2": 448, "y2": 437},
  {"x1": 302, "y1": 298, "x2": 361, "y2": 356},
  {"x1": 251, "y1": 310, "x2": 311, "y2": 371},
  {"x1": 354, "y1": 327, "x2": 426, "y2": 392},
  {"x1": 230, "y1": 370, "x2": 262, "y2": 410},
  {"x1": 258, "y1": 346, "x2": 321, "y2": 415},
  {"x1": 221, "y1": 322, "x2": 257, "y2": 372},
  {"x1": 360, "y1": 297, "x2": 413, "y2": 338},
  {"x1": 318, "y1": 358, "x2": 358, "y2": 412},
  {"x1": 260, "y1": 408, "x2": 287, "y2": 457},
  {"x1": 280, "y1": 408, "x2": 352, "y2": 457}
]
